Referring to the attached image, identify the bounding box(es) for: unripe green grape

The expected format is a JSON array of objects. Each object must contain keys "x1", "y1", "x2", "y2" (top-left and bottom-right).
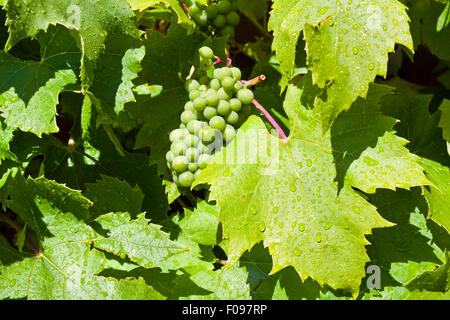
[
  {"x1": 209, "y1": 78, "x2": 221, "y2": 90},
  {"x1": 193, "y1": 97, "x2": 207, "y2": 111},
  {"x1": 225, "y1": 11, "x2": 240, "y2": 26},
  {"x1": 193, "y1": 10, "x2": 208, "y2": 26},
  {"x1": 221, "y1": 76, "x2": 235, "y2": 91},
  {"x1": 203, "y1": 106, "x2": 218, "y2": 120},
  {"x1": 188, "y1": 162, "x2": 199, "y2": 173},
  {"x1": 226, "y1": 111, "x2": 239, "y2": 125},
  {"x1": 179, "y1": 171, "x2": 194, "y2": 187},
  {"x1": 180, "y1": 123, "x2": 186, "y2": 128},
  {"x1": 217, "y1": 0, "x2": 231, "y2": 14},
  {"x1": 166, "y1": 150, "x2": 174, "y2": 163},
  {"x1": 184, "y1": 134, "x2": 200, "y2": 147},
  {"x1": 185, "y1": 79, "x2": 200, "y2": 92},
  {"x1": 234, "y1": 81, "x2": 245, "y2": 92},
  {"x1": 200, "y1": 127, "x2": 216, "y2": 143},
  {"x1": 206, "y1": 92, "x2": 219, "y2": 106},
  {"x1": 199, "y1": 46, "x2": 214, "y2": 60},
  {"x1": 184, "y1": 101, "x2": 194, "y2": 111},
  {"x1": 213, "y1": 67, "x2": 227, "y2": 81},
  {"x1": 167, "y1": 161, "x2": 173, "y2": 170},
  {"x1": 194, "y1": 169, "x2": 202, "y2": 180},
  {"x1": 206, "y1": 4, "x2": 218, "y2": 19},
  {"x1": 181, "y1": 110, "x2": 197, "y2": 124},
  {"x1": 171, "y1": 141, "x2": 187, "y2": 156},
  {"x1": 187, "y1": 119, "x2": 203, "y2": 135},
  {"x1": 198, "y1": 84, "x2": 208, "y2": 92},
  {"x1": 198, "y1": 75, "x2": 210, "y2": 85},
  {"x1": 206, "y1": 88, "x2": 217, "y2": 95},
  {"x1": 185, "y1": 147, "x2": 200, "y2": 162},
  {"x1": 189, "y1": 90, "x2": 201, "y2": 101},
  {"x1": 188, "y1": 5, "x2": 200, "y2": 16},
  {"x1": 237, "y1": 88, "x2": 254, "y2": 104},
  {"x1": 229, "y1": 98, "x2": 242, "y2": 112},
  {"x1": 173, "y1": 174, "x2": 179, "y2": 185},
  {"x1": 210, "y1": 116, "x2": 226, "y2": 131},
  {"x1": 169, "y1": 128, "x2": 187, "y2": 142},
  {"x1": 197, "y1": 143, "x2": 210, "y2": 154},
  {"x1": 213, "y1": 14, "x2": 226, "y2": 28},
  {"x1": 230, "y1": 67, "x2": 241, "y2": 81},
  {"x1": 224, "y1": 124, "x2": 236, "y2": 142},
  {"x1": 198, "y1": 154, "x2": 211, "y2": 169},
  {"x1": 217, "y1": 87, "x2": 232, "y2": 100},
  {"x1": 220, "y1": 25, "x2": 235, "y2": 38},
  {"x1": 217, "y1": 100, "x2": 231, "y2": 116},
  {"x1": 173, "y1": 155, "x2": 189, "y2": 173}
]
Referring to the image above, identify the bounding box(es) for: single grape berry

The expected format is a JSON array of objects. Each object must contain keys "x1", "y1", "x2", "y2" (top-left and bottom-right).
[
  {"x1": 203, "y1": 106, "x2": 218, "y2": 120},
  {"x1": 230, "y1": 67, "x2": 241, "y2": 81},
  {"x1": 213, "y1": 67, "x2": 227, "y2": 81},
  {"x1": 200, "y1": 127, "x2": 216, "y2": 143},
  {"x1": 171, "y1": 141, "x2": 187, "y2": 156},
  {"x1": 199, "y1": 46, "x2": 214, "y2": 60},
  {"x1": 198, "y1": 154, "x2": 211, "y2": 169},
  {"x1": 169, "y1": 128, "x2": 186, "y2": 142},
  {"x1": 173, "y1": 156, "x2": 189, "y2": 173},
  {"x1": 226, "y1": 111, "x2": 239, "y2": 125},
  {"x1": 188, "y1": 5, "x2": 201, "y2": 16},
  {"x1": 185, "y1": 148, "x2": 200, "y2": 162},
  {"x1": 166, "y1": 150, "x2": 174, "y2": 163},
  {"x1": 197, "y1": 143, "x2": 210, "y2": 155},
  {"x1": 186, "y1": 79, "x2": 200, "y2": 92},
  {"x1": 217, "y1": 87, "x2": 232, "y2": 100},
  {"x1": 220, "y1": 25, "x2": 235, "y2": 38},
  {"x1": 206, "y1": 5, "x2": 218, "y2": 20},
  {"x1": 187, "y1": 119, "x2": 203, "y2": 134},
  {"x1": 179, "y1": 171, "x2": 194, "y2": 187},
  {"x1": 198, "y1": 84, "x2": 208, "y2": 92},
  {"x1": 184, "y1": 101, "x2": 194, "y2": 111},
  {"x1": 189, "y1": 90, "x2": 200, "y2": 101},
  {"x1": 221, "y1": 76, "x2": 235, "y2": 91},
  {"x1": 213, "y1": 14, "x2": 226, "y2": 28},
  {"x1": 217, "y1": 0, "x2": 231, "y2": 14},
  {"x1": 193, "y1": 10, "x2": 208, "y2": 26},
  {"x1": 237, "y1": 88, "x2": 254, "y2": 104},
  {"x1": 184, "y1": 134, "x2": 200, "y2": 147},
  {"x1": 198, "y1": 75, "x2": 210, "y2": 85},
  {"x1": 217, "y1": 100, "x2": 231, "y2": 116},
  {"x1": 209, "y1": 78, "x2": 221, "y2": 90},
  {"x1": 229, "y1": 98, "x2": 242, "y2": 112},
  {"x1": 206, "y1": 92, "x2": 219, "y2": 106},
  {"x1": 193, "y1": 97, "x2": 207, "y2": 111},
  {"x1": 223, "y1": 125, "x2": 236, "y2": 142},
  {"x1": 181, "y1": 110, "x2": 197, "y2": 124},
  {"x1": 210, "y1": 116, "x2": 226, "y2": 131},
  {"x1": 234, "y1": 81, "x2": 245, "y2": 92},
  {"x1": 225, "y1": 11, "x2": 240, "y2": 26},
  {"x1": 188, "y1": 163, "x2": 199, "y2": 173}
]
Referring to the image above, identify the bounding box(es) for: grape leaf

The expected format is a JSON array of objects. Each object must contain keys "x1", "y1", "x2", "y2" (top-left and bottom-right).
[
  {"x1": 163, "y1": 179, "x2": 181, "y2": 204},
  {"x1": 408, "y1": 0, "x2": 450, "y2": 60},
  {"x1": 0, "y1": 121, "x2": 14, "y2": 164},
  {"x1": 0, "y1": 234, "x2": 23, "y2": 266},
  {"x1": 4, "y1": 0, "x2": 140, "y2": 88},
  {"x1": 179, "y1": 201, "x2": 219, "y2": 246},
  {"x1": 127, "y1": 0, "x2": 195, "y2": 29},
  {"x1": 438, "y1": 99, "x2": 450, "y2": 150},
  {"x1": 405, "y1": 290, "x2": 450, "y2": 299},
  {"x1": 85, "y1": 175, "x2": 145, "y2": 219},
  {"x1": 269, "y1": 0, "x2": 413, "y2": 128}
]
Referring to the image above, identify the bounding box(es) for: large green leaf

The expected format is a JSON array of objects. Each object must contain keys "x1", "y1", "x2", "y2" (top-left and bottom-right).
[
  {"x1": 193, "y1": 78, "x2": 430, "y2": 294},
  {"x1": 269, "y1": 0, "x2": 413, "y2": 128},
  {"x1": 4, "y1": 0, "x2": 139, "y2": 88}
]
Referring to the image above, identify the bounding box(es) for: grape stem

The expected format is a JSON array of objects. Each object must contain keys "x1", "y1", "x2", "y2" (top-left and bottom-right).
[
  {"x1": 211, "y1": 57, "x2": 232, "y2": 68},
  {"x1": 251, "y1": 99, "x2": 288, "y2": 140},
  {"x1": 241, "y1": 75, "x2": 266, "y2": 88}
]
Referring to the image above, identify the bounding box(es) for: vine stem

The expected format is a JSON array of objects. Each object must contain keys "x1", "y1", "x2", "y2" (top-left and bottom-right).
[
  {"x1": 241, "y1": 75, "x2": 266, "y2": 87},
  {"x1": 211, "y1": 57, "x2": 232, "y2": 68},
  {"x1": 0, "y1": 214, "x2": 40, "y2": 254},
  {"x1": 251, "y1": 99, "x2": 288, "y2": 140}
]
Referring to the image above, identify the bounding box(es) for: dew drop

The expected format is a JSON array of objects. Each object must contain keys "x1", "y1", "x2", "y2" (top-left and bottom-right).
[
  {"x1": 289, "y1": 183, "x2": 297, "y2": 192},
  {"x1": 369, "y1": 63, "x2": 375, "y2": 71},
  {"x1": 223, "y1": 167, "x2": 231, "y2": 177},
  {"x1": 250, "y1": 206, "x2": 257, "y2": 215},
  {"x1": 353, "y1": 206, "x2": 361, "y2": 214},
  {"x1": 316, "y1": 232, "x2": 322, "y2": 243},
  {"x1": 353, "y1": 47, "x2": 359, "y2": 55},
  {"x1": 294, "y1": 248, "x2": 301, "y2": 256},
  {"x1": 324, "y1": 222, "x2": 332, "y2": 230},
  {"x1": 259, "y1": 222, "x2": 266, "y2": 232},
  {"x1": 273, "y1": 206, "x2": 279, "y2": 213},
  {"x1": 306, "y1": 159, "x2": 312, "y2": 167},
  {"x1": 298, "y1": 223, "x2": 305, "y2": 232}
]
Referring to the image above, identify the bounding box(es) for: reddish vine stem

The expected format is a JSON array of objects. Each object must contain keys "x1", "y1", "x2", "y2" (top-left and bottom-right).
[
  {"x1": 211, "y1": 57, "x2": 232, "y2": 67},
  {"x1": 241, "y1": 75, "x2": 266, "y2": 87},
  {"x1": 252, "y1": 99, "x2": 288, "y2": 140}
]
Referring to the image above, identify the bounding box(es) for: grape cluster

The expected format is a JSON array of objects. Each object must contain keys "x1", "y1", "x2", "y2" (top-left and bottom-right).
[
  {"x1": 183, "y1": 0, "x2": 240, "y2": 39},
  {"x1": 166, "y1": 46, "x2": 254, "y2": 188}
]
